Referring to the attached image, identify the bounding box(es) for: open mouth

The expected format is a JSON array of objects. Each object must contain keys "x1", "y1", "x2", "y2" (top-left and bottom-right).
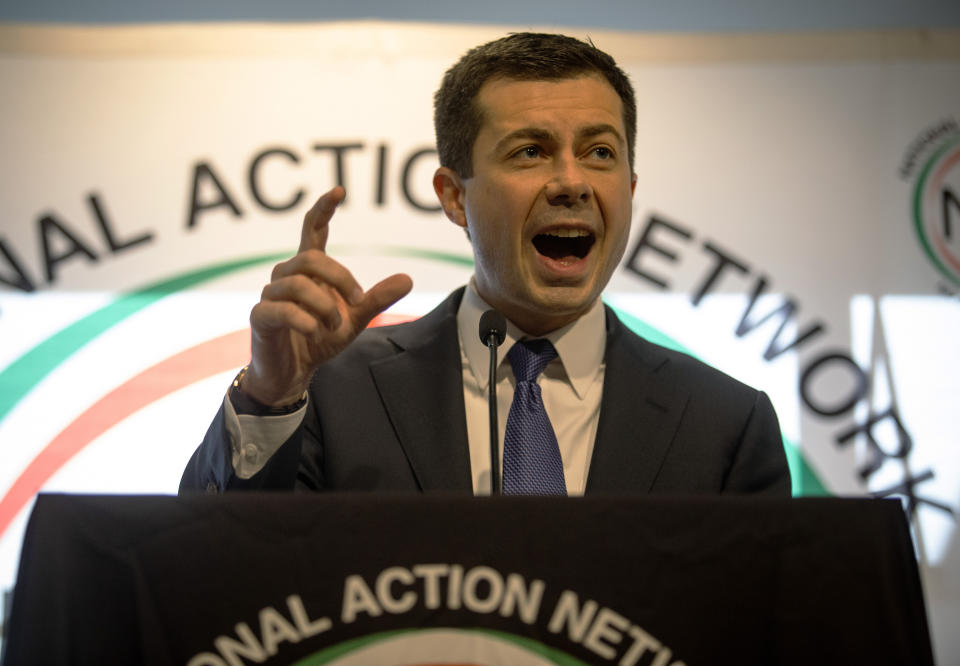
[{"x1": 532, "y1": 229, "x2": 595, "y2": 263}]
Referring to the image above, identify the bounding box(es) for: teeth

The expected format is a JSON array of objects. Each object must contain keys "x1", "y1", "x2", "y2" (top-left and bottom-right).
[{"x1": 543, "y1": 229, "x2": 590, "y2": 238}]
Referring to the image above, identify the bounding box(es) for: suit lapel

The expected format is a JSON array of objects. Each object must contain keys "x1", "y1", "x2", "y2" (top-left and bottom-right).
[
  {"x1": 368, "y1": 290, "x2": 473, "y2": 492},
  {"x1": 586, "y1": 309, "x2": 689, "y2": 494}
]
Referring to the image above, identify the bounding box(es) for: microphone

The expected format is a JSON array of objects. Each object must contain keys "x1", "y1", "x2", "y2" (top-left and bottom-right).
[
  {"x1": 479, "y1": 309, "x2": 507, "y2": 348},
  {"x1": 478, "y1": 309, "x2": 507, "y2": 495}
]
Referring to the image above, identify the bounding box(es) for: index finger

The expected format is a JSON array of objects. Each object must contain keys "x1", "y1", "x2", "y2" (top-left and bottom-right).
[{"x1": 299, "y1": 186, "x2": 346, "y2": 253}]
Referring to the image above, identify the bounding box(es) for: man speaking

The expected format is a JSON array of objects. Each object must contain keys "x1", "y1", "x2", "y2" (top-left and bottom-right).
[{"x1": 181, "y1": 32, "x2": 790, "y2": 496}]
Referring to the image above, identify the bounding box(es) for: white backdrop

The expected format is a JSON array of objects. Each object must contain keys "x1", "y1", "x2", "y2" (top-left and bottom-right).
[{"x1": 1, "y1": 22, "x2": 958, "y2": 661}]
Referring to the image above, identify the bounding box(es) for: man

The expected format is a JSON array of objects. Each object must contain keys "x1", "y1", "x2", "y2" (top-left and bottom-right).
[{"x1": 181, "y1": 33, "x2": 790, "y2": 496}]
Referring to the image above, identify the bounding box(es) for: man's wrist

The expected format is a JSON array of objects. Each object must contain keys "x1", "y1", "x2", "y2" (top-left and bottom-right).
[{"x1": 229, "y1": 365, "x2": 307, "y2": 416}]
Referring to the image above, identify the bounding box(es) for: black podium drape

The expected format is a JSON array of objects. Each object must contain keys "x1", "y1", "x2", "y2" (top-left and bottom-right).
[{"x1": 2, "y1": 494, "x2": 933, "y2": 665}]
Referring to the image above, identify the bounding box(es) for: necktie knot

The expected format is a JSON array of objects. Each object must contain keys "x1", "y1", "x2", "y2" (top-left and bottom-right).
[{"x1": 508, "y1": 339, "x2": 557, "y2": 384}]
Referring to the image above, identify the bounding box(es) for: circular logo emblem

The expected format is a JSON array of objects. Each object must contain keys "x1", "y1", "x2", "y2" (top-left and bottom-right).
[
  {"x1": 299, "y1": 628, "x2": 580, "y2": 666},
  {"x1": 913, "y1": 135, "x2": 960, "y2": 286}
]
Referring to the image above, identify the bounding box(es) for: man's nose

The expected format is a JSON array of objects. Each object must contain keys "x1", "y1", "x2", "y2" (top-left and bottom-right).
[{"x1": 544, "y1": 157, "x2": 591, "y2": 207}]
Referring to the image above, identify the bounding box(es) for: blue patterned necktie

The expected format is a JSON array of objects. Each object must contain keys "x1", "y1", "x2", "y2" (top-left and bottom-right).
[{"x1": 502, "y1": 339, "x2": 567, "y2": 495}]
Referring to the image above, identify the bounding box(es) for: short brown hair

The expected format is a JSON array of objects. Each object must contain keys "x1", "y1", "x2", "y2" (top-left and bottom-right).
[{"x1": 434, "y1": 32, "x2": 637, "y2": 178}]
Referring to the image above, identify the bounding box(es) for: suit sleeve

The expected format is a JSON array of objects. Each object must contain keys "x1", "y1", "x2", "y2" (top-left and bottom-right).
[
  {"x1": 179, "y1": 400, "x2": 314, "y2": 493},
  {"x1": 723, "y1": 390, "x2": 792, "y2": 496}
]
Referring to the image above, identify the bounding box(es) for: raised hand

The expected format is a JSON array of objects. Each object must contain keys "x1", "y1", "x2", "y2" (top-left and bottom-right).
[{"x1": 241, "y1": 186, "x2": 413, "y2": 406}]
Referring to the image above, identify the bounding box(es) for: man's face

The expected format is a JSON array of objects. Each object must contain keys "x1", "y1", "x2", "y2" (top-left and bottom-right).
[{"x1": 435, "y1": 75, "x2": 636, "y2": 335}]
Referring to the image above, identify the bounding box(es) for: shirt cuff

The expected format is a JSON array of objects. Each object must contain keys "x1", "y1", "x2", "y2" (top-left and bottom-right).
[{"x1": 222, "y1": 391, "x2": 307, "y2": 479}]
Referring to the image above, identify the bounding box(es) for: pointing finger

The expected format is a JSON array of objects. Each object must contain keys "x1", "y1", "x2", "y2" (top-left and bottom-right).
[{"x1": 299, "y1": 186, "x2": 346, "y2": 253}]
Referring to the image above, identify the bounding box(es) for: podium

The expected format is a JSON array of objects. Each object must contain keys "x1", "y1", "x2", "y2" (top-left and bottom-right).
[{"x1": 2, "y1": 494, "x2": 933, "y2": 665}]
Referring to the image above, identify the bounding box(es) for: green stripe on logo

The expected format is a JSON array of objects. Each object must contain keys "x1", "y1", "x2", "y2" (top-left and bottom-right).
[
  {"x1": 289, "y1": 627, "x2": 590, "y2": 666},
  {"x1": 0, "y1": 253, "x2": 289, "y2": 424}
]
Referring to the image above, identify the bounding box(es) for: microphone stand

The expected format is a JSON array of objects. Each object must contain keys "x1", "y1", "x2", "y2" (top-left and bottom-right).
[{"x1": 479, "y1": 310, "x2": 507, "y2": 495}]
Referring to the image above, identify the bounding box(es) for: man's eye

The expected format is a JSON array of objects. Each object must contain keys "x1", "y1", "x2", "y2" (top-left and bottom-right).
[
  {"x1": 591, "y1": 146, "x2": 613, "y2": 160},
  {"x1": 514, "y1": 146, "x2": 541, "y2": 159}
]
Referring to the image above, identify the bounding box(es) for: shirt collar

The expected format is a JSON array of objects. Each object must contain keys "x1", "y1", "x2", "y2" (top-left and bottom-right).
[{"x1": 457, "y1": 279, "x2": 606, "y2": 399}]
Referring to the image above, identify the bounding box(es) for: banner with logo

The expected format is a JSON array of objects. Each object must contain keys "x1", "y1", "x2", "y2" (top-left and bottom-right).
[{"x1": 0, "y1": 22, "x2": 957, "y2": 660}]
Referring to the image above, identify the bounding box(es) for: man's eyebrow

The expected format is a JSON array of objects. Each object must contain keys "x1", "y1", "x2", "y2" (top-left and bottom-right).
[
  {"x1": 493, "y1": 124, "x2": 626, "y2": 154},
  {"x1": 578, "y1": 123, "x2": 626, "y2": 145},
  {"x1": 494, "y1": 128, "x2": 554, "y2": 152}
]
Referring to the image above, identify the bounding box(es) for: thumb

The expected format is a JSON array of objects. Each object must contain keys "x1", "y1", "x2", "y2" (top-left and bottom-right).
[
  {"x1": 299, "y1": 186, "x2": 346, "y2": 253},
  {"x1": 351, "y1": 274, "x2": 415, "y2": 329}
]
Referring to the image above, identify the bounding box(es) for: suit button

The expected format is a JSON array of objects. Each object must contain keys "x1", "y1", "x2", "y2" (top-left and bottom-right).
[{"x1": 205, "y1": 480, "x2": 219, "y2": 494}]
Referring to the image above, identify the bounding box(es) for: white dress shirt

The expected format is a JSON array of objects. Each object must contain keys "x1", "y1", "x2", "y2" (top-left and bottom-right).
[
  {"x1": 458, "y1": 282, "x2": 606, "y2": 495},
  {"x1": 225, "y1": 281, "x2": 607, "y2": 495}
]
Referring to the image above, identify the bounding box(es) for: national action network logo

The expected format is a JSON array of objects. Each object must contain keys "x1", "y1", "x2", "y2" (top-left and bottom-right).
[{"x1": 904, "y1": 118, "x2": 960, "y2": 289}]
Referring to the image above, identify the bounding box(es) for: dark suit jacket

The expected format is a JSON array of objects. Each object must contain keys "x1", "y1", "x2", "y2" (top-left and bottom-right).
[{"x1": 181, "y1": 288, "x2": 790, "y2": 495}]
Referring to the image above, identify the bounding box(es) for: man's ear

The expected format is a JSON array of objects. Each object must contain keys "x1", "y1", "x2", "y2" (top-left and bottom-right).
[
  {"x1": 433, "y1": 167, "x2": 468, "y2": 229},
  {"x1": 631, "y1": 172, "x2": 638, "y2": 195}
]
